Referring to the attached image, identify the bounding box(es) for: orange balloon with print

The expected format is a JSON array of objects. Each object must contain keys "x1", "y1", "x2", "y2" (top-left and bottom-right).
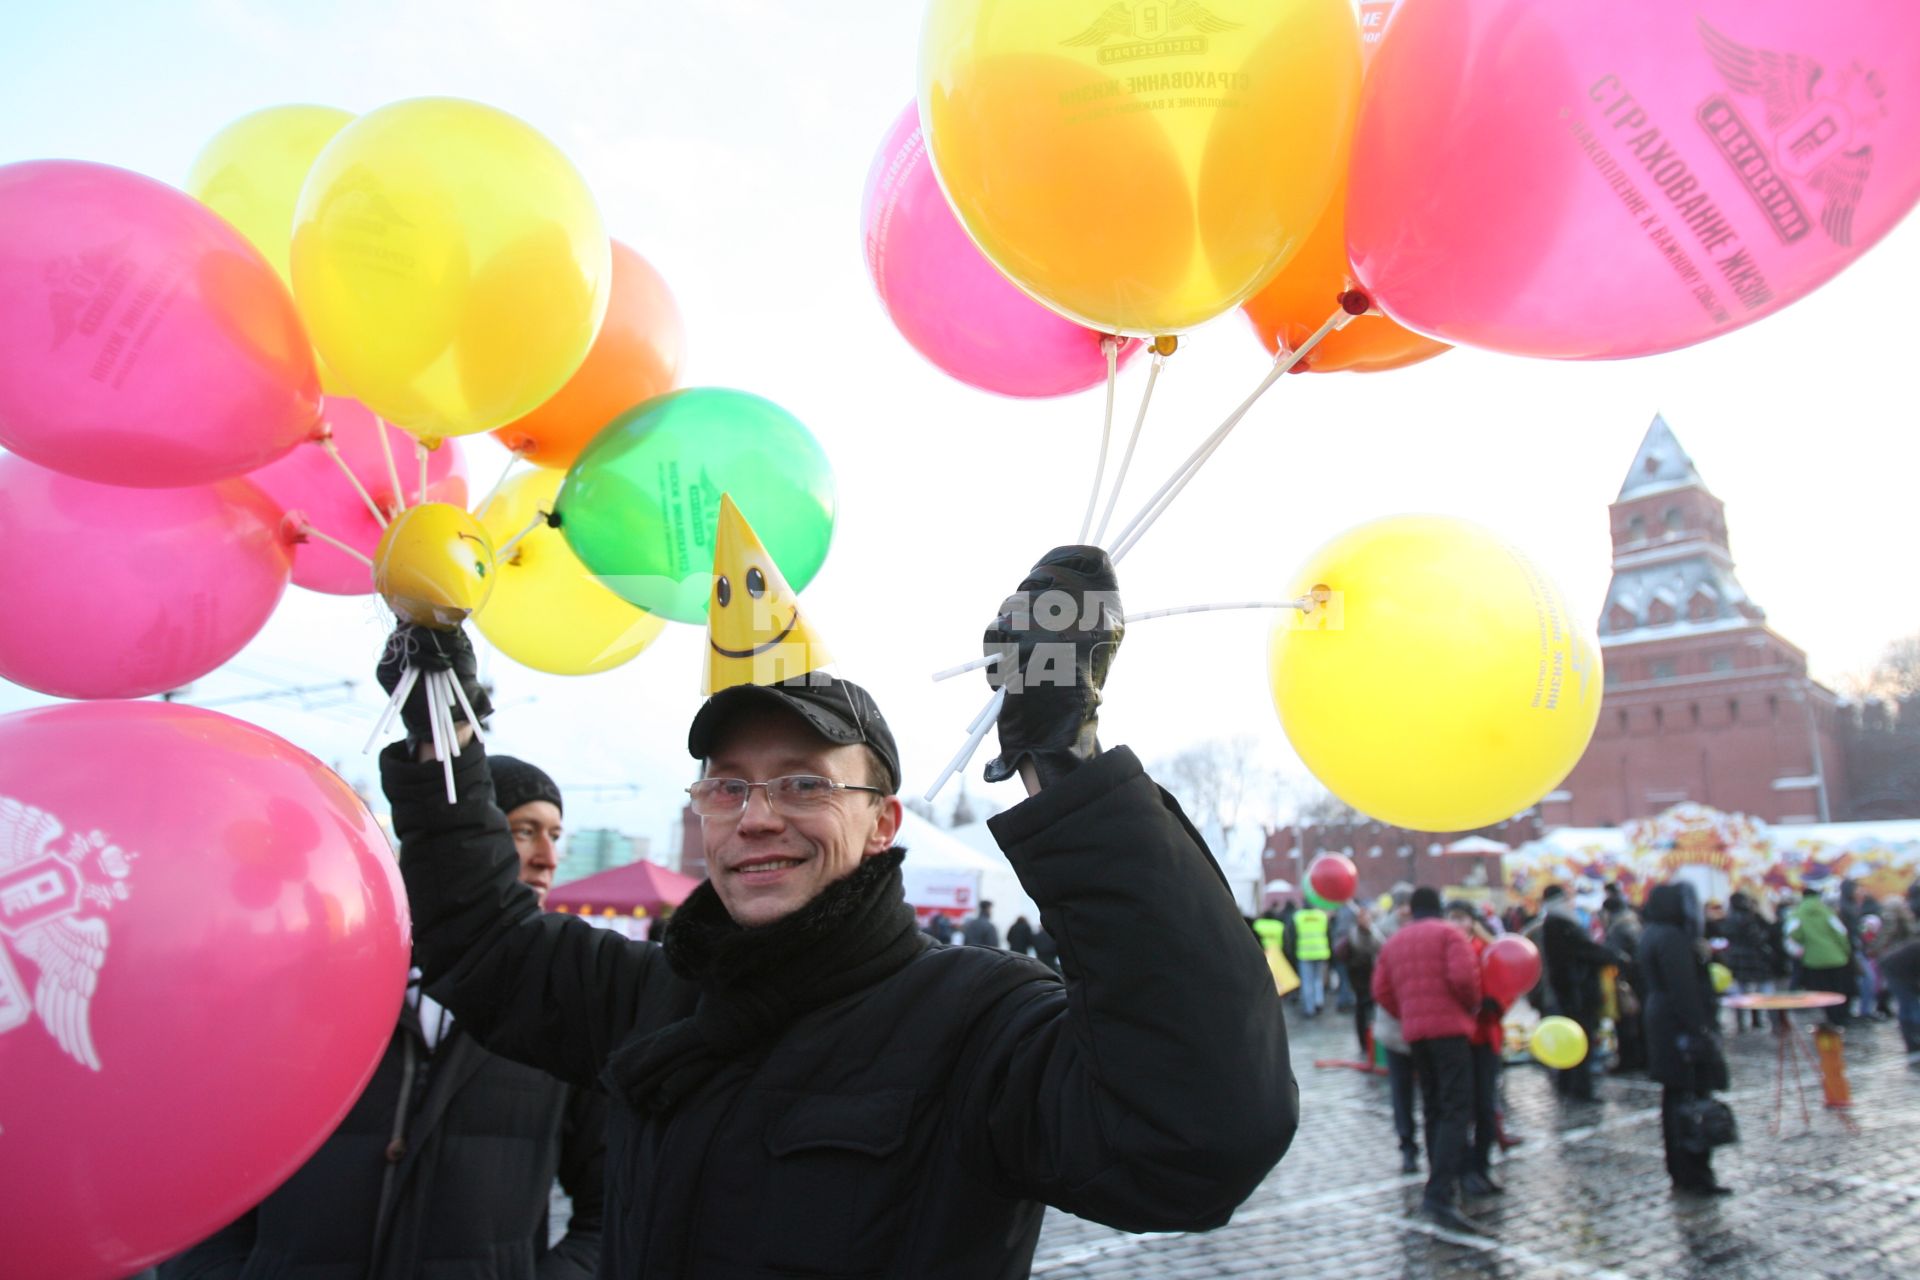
[
  {"x1": 493, "y1": 240, "x2": 684, "y2": 468},
  {"x1": 920, "y1": 0, "x2": 1361, "y2": 337}
]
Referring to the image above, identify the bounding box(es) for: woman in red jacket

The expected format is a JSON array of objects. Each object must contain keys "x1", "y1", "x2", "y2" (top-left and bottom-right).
[{"x1": 1373, "y1": 887, "x2": 1488, "y2": 1236}]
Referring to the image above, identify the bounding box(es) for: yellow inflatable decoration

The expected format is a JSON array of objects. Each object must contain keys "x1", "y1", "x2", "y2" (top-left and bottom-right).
[
  {"x1": 475, "y1": 469, "x2": 665, "y2": 675},
  {"x1": 1268, "y1": 515, "x2": 1602, "y2": 832},
  {"x1": 1530, "y1": 1016, "x2": 1589, "y2": 1070},
  {"x1": 919, "y1": 0, "x2": 1360, "y2": 336},
  {"x1": 374, "y1": 502, "x2": 494, "y2": 628},
  {"x1": 291, "y1": 98, "x2": 611, "y2": 443},
  {"x1": 705, "y1": 494, "x2": 833, "y2": 695}
]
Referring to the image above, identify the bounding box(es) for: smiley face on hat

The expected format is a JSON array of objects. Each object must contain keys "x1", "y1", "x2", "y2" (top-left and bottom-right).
[{"x1": 704, "y1": 493, "x2": 832, "y2": 695}]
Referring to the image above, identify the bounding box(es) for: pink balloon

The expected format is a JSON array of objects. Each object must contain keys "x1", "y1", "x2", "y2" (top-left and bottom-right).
[
  {"x1": 1348, "y1": 0, "x2": 1920, "y2": 358},
  {"x1": 863, "y1": 103, "x2": 1141, "y2": 396},
  {"x1": 0, "y1": 701, "x2": 408, "y2": 1279},
  {"x1": 0, "y1": 455, "x2": 292, "y2": 699},
  {"x1": 0, "y1": 160, "x2": 322, "y2": 487},
  {"x1": 250, "y1": 398, "x2": 470, "y2": 595}
]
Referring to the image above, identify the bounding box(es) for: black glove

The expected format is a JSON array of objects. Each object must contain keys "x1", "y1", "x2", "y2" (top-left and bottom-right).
[
  {"x1": 981, "y1": 545, "x2": 1123, "y2": 789},
  {"x1": 376, "y1": 624, "x2": 492, "y2": 747},
  {"x1": 1480, "y1": 996, "x2": 1503, "y2": 1018}
]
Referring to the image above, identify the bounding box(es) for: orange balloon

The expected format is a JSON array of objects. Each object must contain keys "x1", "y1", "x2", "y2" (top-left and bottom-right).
[
  {"x1": 493, "y1": 241, "x2": 684, "y2": 467},
  {"x1": 1242, "y1": 178, "x2": 1450, "y2": 374},
  {"x1": 1241, "y1": 1, "x2": 1448, "y2": 375}
]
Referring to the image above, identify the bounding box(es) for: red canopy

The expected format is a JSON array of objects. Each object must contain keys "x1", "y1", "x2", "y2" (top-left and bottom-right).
[{"x1": 545, "y1": 860, "x2": 701, "y2": 917}]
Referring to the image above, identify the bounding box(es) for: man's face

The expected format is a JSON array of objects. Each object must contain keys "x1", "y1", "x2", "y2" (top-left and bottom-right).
[
  {"x1": 507, "y1": 799, "x2": 563, "y2": 903},
  {"x1": 1448, "y1": 911, "x2": 1474, "y2": 937},
  {"x1": 701, "y1": 705, "x2": 902, "y2": 928}
]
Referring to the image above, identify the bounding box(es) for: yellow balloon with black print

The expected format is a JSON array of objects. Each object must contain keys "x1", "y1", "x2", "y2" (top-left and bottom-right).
[
  {"x1": 919, "y1": 0, "x2": 1361, "y2": 336},
  {"x1": 476, "y1": 468, "x2": 665, "y2": 676},
  {"x1": 291, "y1": 97, "x2": 611, "y2": 442},
  {"x1": 1268, "y1": 516, "x2": 1602, "y2": 833}
]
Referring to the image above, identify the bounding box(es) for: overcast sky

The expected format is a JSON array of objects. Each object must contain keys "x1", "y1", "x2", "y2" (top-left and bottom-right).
[{"x1": 3, "y1": 0, "x2": 1915, "y2": 864}]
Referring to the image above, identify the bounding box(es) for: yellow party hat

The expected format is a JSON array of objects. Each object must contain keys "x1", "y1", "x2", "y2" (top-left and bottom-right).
[{"x1": 704, "y1": 494, "x2": 833, "y2": 694}]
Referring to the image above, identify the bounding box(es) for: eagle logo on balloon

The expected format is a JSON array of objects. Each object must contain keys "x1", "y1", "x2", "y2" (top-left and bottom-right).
[
  {"x1": 0, "y1": 797, "x2": 134, "y2": 1072},
  {"x1": 1698, "y1": 18, "x2": 1888, "y2": 247},
  {"x1": 1062, "y1": 1, "x2": 1240, "y2": 47}
]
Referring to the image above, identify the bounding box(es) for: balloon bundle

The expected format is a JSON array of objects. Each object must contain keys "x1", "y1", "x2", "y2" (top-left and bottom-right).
[
  {"x1": 0, "y1": 97, "x2": 847, "y2": 1275},
  {"x1": 886, "y1": 0, "x2": 1920, "y2": 827},
  {"x1": 0, "y1": 97, "x2": 844, "y2": 797}
]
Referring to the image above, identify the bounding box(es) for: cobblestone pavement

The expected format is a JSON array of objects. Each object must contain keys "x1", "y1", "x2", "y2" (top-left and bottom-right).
[{"x1": 1030, "y1": 1007, "x2": 1920, "y2": 1279}]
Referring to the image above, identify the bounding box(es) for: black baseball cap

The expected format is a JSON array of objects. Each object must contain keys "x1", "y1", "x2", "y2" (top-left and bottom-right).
[{"x1": 687, "y1": 673, "x2": 901, "y2": 793}]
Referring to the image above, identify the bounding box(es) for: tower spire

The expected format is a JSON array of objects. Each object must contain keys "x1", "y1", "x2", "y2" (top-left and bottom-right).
[{"x1": 1617, "y1": 413, "x2": 1703, "y2": 500}]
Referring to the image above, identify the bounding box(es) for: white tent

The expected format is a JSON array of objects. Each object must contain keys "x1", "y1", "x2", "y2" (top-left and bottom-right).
[
  {"x1": 1444, "y1": 835, "x2": 1512, "y2": 855},
  {"x1": 928, "y1": 814, "x2": 1042, "y2": 935}
]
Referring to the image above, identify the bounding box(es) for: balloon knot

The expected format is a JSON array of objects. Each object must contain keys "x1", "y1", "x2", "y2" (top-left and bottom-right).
[
  {"x1": 1338, "y1": 290, "x2": 1372, "y2": 316},
  {"x1": 1151, "y1": 335, "x2": 1179, "y2": 357}
]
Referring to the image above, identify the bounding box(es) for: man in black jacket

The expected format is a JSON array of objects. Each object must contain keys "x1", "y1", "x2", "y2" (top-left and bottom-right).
[
  {"x1": 1638, "y1": 881, "x2": 1732, "y2": 1196},
  {"x1": 1534, "y1": 885, "x2": 1623, "y2": 1100},
  {"x1": 378, "y1": 546, "x2": 1295, "y2": 1279},
  {"x1": 161, "y1": 756, "x2": 606, "y2": 1280}
]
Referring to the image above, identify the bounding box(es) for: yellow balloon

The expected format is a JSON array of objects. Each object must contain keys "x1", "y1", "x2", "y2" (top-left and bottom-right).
[
  {"x1": 1268, "y1": 516, "x2": 1602, "y2": 832},
  {"x1": 374, "y1": 502, "x2": 495, "y2": 628},
  {"x1": 1530, "y1": 1016, "x2": 1589, "y2": 1070},
  {"x1": 188, "y1": 104, "x2": 356, "y2": 396},
  {"x1": 291, "y1": 98, "x2": 611, "y2": 442},
  {"x1": 919, "y1": 0, "x2": 1361, "y2": 336},
  {"x1": 1709, "y1": 962, "x2": 1733, "y2": 995},
  {"x1": 475, "y1": 469, "x2": 666, "y2": 675},
  {"x1": 189, "y1": 105, "x2": 354, "y2": 288}
]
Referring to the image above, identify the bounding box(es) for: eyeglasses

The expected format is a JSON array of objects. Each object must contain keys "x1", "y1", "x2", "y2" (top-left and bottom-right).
[{"x1": 686, "y1": 775, "x2": 885, "y2": 818}]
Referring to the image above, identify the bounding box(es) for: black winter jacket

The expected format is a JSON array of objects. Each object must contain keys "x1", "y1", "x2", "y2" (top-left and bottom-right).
[
  {"x1": 1721, "y1": 903, "x2": 1775, "y2": 985},
  {"x1": 1540, "y1": 911, "x2": 1619, "y2": 1026},
  {"x1": 384, "y1": 743, "x2": 1296, "y2": 1280},
  {"x1": 1638, "y1": 884, "x2": 1722, "y2": 1089},
  {"x1": 159, "y1": 1006, "x2": 606, "y2": 1279}
]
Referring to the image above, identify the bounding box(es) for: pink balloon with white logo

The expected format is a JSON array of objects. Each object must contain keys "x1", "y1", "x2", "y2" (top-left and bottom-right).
[
  {"x1": 863, "y1": 102, "x2": 1141, "y2": 397},
  {"x1": 0, "y1": 701, "x2": 409, "y2": 1279},
  {"x1": 0, "y1": 454, "x2": 293, "y2": 700},
  {"x1": 1347, "y1": 0, "x2": 1920, "y2": 358},
  {"x1": 250, "y1": 397, "x2": 469, "y2": 595}
]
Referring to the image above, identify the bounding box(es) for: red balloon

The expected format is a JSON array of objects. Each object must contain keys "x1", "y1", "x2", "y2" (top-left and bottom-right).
[
  {"x1": 1307, "y1": 854, "x2": 1357, "y2": 904},
  {"x1": 0, "y1": 701, "x2": 409, "y2": 1279},
  {"x1": 1482, "y1": 934, "x2": 1542, "y2": 1005}
]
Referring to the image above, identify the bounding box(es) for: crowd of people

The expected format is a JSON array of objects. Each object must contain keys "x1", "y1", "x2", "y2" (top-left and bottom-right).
[
  {"x1": 923, "y1": 901, "x2": 1063, "y2": 970},
  {"x1": 1255, "y1": 871, "x2": 1920, "y2": 1237}
]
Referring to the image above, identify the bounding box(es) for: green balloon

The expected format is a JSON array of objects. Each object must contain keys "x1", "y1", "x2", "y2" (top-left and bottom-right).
[{"x1": 555, "y1": 389, "x2": 836, "y2": 623}]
